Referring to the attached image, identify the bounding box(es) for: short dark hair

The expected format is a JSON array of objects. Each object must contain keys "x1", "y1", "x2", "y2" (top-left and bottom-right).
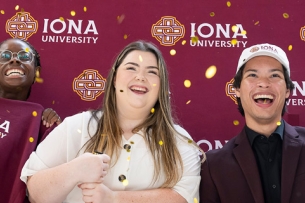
[{"x1": 232, "y1": 64, "x2": 295, "y2": 116}]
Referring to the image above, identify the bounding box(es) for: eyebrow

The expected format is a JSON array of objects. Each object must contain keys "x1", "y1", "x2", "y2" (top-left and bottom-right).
[
  {"x1": 124, "y1": 62, "x2": 159, "y2": 70},
  {"x1": 244, "y1": 68, "x2": 283, "y2": 73}
]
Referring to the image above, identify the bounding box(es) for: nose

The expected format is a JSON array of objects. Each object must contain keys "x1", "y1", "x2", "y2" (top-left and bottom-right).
[
  {"x1": 257, "y1": 77, "x2": 270, "y2": 88},
  {"x1": 135, "y1": 72, "x2": 146, "y2": 81},
  {"x1": 9, "y1": 54, "x2": 21, "y2": 64}
]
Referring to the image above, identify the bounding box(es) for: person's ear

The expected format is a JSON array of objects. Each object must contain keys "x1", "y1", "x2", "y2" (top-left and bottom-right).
[{"x1": 235, "y1": 87, "x2": 240, "y2": 98}]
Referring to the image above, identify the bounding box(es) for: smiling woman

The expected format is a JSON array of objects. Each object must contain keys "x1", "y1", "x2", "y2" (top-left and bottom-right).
[
  {"x1": 0, "y1": 38, "x2": 62, "y2": 203},
  {"x1": 21, "y1": 40, "x2": 203, "y2": 203}
]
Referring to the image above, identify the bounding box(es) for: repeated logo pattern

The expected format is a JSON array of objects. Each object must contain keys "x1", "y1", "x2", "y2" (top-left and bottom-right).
[
  {"x1": 300, "y1": 26, "x2": 305, "y2": 41},
  {"x1": 6, "y1": 12, "x2": 38, "y2": 40},
  {"x1": 151, "y1": 16, "x2": 185, "y2": 46},
  {"x1": 73, "y1": 69, "x2": 106, "y2": 101},
  {"x1": 225, "y1": 78, "x2": 237, "y2": 104}
]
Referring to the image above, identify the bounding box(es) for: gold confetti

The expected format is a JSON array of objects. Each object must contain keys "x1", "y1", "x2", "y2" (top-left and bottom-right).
[
  {"x1": 127, "y1": 156, "x2": 130, "y2": 161},
  {"x1": 233, "y1": 120, "x2": 239, "y2": 126},
  {"x1": 83, "y1": 6, "x2": 87, "y2": 12},
  {"x1": 123, "y1": 34, "x2": 128, "y2": 39},
  {"x1": 77, "y1": 129, "x2": 82, "y2": 133},
  {"x1": 241, "y1": 30, "x2": 247, "y2": 35},
  {"x1": 25, "y1": 47, "x2": 30, "y2": 53},
  {"x1": 288, "y1": 45, "x2": 292, "y2": 51},
  {"x1": 120, "y1": 90, "x2": 123, "y2": 92},
  {"x1": 231, "y1": 25, "x2": 238, "y2": 32},
  {"x1": 182, "y1": 40, "x2": 186, "y2": 45},
  {"x1": 186, "y1": 100, "x2": 191, "y2": 104},
  {"x1": 35, "y1": 70, "x2": 40, "y2": 77},
  {"x1": 227, "y1": 1, "x2": 231, "y2": 7},
  {"x1": 122, "y1": 179, "x2": 129, "y2": 186},
  {"x1": 254, "y1": 21, "x2": 259, "y2": 25},
  {"x1": 194, "y1": 198, "x2": 198, "y2": 203},
  {"x1": 191, "y1": 36, "x2": 199, "y2": 43},
  {"x1": 130, "y1": 141, "x2": 134, "y2": 144},
  {"x1": 152, "y1": 84, "x2": 157, "y2": 86},
  {"x1": 29, "y1": 137, "x2": 34, "y2": 142},
  {"x1": 35, "y1": 78, "x2": 44, "y2": 83},
  {"x1": 205, "y1": 65, "x2": 217, "y2": 79},
  {"x1": 52, "y1": 100, "x2": 55, "y2": 104},
  {"x1": 184, "y1": 80, "x2": 191, "y2": 88},
  {"x1": 231, "y1": 39, "x2": 238, "y2": 45},
  {"x1": 59, "y1": 17, "x2": 64, "y2": 21},
  {"x1": 15, "y1": 5, "x2": 19, "y2": 10},
  {"x1": 159, "y1": 140, "x2": 164, "y2": 146},
  {"x1": 70, "y1": 10, "x2": 76, "y2": 16},
  {"x1": 117, "y1": 14, "x2": 125, "y2": 24},
  {"x1": 139, "y1": 55, "x2": 143, "y2": 62},
  {"x1": 283, "y1": 13, "x2": 289, "y2": 19},
  {"x1": 276, "y1": 121, "x2": 281, "y2": 126},
  {"x1": 188, "y1": 139, "x2": 193, "y2": 144},
  {"x1": 170, "y1": 49, "x2": 176, "y2": 56},
  {"x1": 210, "y1": 12, "x2": 215, "y2": 17},
  {"x1": 32, "y1": 111, "x2": 37, "y2": 117},
  {"x1": 0, "y1": 10, "x2": 4, "y2": 14},
  {"x1": 150, "y1": 108, "x2": 155, "y2": 114}
]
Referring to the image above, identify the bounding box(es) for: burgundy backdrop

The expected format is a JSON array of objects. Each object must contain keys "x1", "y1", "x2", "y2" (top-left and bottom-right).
[{"x1": 1, "y1": 0, "x2": 305, "y2": 151}]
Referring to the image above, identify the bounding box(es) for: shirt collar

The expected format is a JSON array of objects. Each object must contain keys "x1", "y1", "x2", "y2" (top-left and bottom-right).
[{"x1": 246, "y1": 119, "x2": 284, "y2": 146}]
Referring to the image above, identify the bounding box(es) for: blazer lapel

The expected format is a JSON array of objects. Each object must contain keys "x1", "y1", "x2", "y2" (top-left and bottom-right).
[
  {"x1": 281, "y1": 121, "x2": 302, "y2": 203},
  {"x1": 233, "y1": 127, "x2": 265, "y2": 203}
]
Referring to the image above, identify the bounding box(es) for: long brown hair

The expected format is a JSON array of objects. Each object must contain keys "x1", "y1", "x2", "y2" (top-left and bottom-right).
[{"x1": 84, "y1": 41, "x2": 199, "y2": 187}]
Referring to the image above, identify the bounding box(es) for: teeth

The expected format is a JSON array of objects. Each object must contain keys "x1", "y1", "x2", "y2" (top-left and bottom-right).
[
  {"x1": 131, "y1": 87, "x2": 146, "y2": 92},
  {"x1": 6, "y1": 69, "x2": 25, "y2": 76},
  {"x1": 254, "y1": 94, "x2": 274, "y2": 100}
]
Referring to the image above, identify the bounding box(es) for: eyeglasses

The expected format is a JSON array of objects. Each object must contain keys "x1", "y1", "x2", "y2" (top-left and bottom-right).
[{"x1": 0, "y1": 50, "x2": 35, "y2": 64}]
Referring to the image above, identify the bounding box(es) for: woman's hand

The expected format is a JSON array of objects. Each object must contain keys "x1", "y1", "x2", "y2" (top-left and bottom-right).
[
  {"x1": 42, "y1": 108, "x2": 62, "y2": 127},
  {"x1": 79, "y1": 183, "x2": 115, "y2": 203}
]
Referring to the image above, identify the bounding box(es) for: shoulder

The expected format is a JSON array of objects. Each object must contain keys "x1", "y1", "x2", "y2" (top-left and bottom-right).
[{"x1": 173, "y1": 124, "x2": 192, "y2": 140}]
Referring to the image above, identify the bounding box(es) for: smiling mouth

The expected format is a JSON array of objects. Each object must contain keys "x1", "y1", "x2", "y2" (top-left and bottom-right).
[
  {"x1": 253, "y1": 94, "x2": 274, "y2": 104},
  {"x1": 130, "y1": 86, "x2": 148, "y2": 94},
  {"x1": 5, "y1": 69, "x2": 25, "y2": 76}
]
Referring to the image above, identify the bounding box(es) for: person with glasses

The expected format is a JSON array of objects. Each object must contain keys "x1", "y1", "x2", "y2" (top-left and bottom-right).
[
  {"x1": 0, "y1": 38, "x2": 62, "y2": 203},
  {"x1": 21, "y1": 40, "x2": 203, "y2": 203}
]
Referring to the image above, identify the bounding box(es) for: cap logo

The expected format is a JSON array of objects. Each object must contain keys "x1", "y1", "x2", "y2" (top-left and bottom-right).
[
  {"x1": 250, "y1": 46, "x2": 259, "y2": 53},
  {"x1": 260, "y1": 45, "x2": 278, "y2": 54}
]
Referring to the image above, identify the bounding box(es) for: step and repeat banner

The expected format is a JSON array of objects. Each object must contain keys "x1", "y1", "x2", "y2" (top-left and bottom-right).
[{"x1": 1, "y1": 0, "x2": 305, "y2": 151}]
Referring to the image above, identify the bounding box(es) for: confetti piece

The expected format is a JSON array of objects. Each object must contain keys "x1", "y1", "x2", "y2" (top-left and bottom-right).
[
  {"x1": 25, "y1": 47, "x2": 30, "y2": 52},
  {"x1": 188, "y1": 139, "x2": 193, "y2": 144},
  {"x1": 233, "y1": 120, "x2": 239, "y2": 126},
  {"x1": 15, "y1": 5, "x2": 19, "y2": 10},
  {"x1": 6, "y1": 110, "x2": 10, "y2": 113},
  {"x1": 127, "y1": 156, "x2": 130, "y2": 161},
  {"x1": 120, "y1": 90, "x2": 123, "y2": 92},
  {"x1": 194, "y1": 198, "x2": 198, "y2": 203},
  {"x1": 83, "y1": 6, "x2": 87, "y2": 12},
  {"x1": 29, "y1": 137, "x2": 34, "y2": 142},
  {"x1": 231, "y1": 39, "x2": 238, "y2": 45},
  {"x1": 150, "y1": 108, "x2": 155, "y2": 114},
  {"x1": 130, "y1": 141, "x2": 134, "y2": 144},
  {"x1": 184, "y1": 80, "x2": 191, "y2": 88},
  {"x1": 117, "y1": 14, "x2": 125, "y2": 24},
  {"x1": 205, "y1": 65, "x2": 217, "y2": 79},
  {"x1": 152, "y1": 84, "x2": 157, "y2": 86},
  {"x1": 186, "y1": 100, "x2": 191, "y2": 104},
  {"x1": 254, "y1": 21, "x2": 259, "y2": 25},
  {"x1": 77, "y1": 129, "x2": 82, "y2": 133},
  {"x1": 191, "y1": 36, "x2": 199, "y2": 43},
  {"x1": 210, "y1": 12, "x2": 215, "y2": 17},
  {"x1": 276, "y1": 121, "x2": 281, "y2": 126},
  {"x1": 283, "y1": 13, "x2": 289, "y2": 19},
  {"x1": 159, "y1": 140, "x2": 164, "y2": 146},
  {"x1": 32, "y1": 111, "x2": 37, "y2": 117},
  {"x1": 227, "y1": 1, "x2": 231, "y2": 7},
  {"x1": 231, "y1": 25, "x2": 238, "y2": 32},
  {"x1": 123, "y1": 34, "x2": 128, "y2": 39},
  {"x1": 241, "y1": 30, "x2": 247, "y2": 35},
  {"x1": 170, "y1": 49, "x2": 176, "y2": 56},
  {"x1": 71, "y1": 10, "x2": 76, "y2": 16},
  {"x1": 35, "y1": 77, "x2": 44, "y2": 83},
  {"x1": 52, "y1": 100, "x2": 55, "y2": 104},
  {"x1": 122, "y1": 179, "x2": 129, "y2": 186},
  {"x1": 35, "y1": 70, "x2": 40, "y2": 77},
  {"x1": 0, "y1": 10, "x2": 4, "y2": 14},
  {"x1": 182, "y1": 40, "x2": 186, "y2": 45},
  {"x1": 139, "y1": 55, "x2": 143, "y2": 62},
  {"x1": 59, "y1": 17, "x2": 64, "y2": 21},
  {"x1": 288, "y1": 45, "x2": 292, "y2": 51}
]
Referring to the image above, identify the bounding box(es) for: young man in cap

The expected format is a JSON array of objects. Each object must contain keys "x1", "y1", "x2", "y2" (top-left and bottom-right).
[{"x1": 200, "y1": 43, "x2": 305, "y2": 203}]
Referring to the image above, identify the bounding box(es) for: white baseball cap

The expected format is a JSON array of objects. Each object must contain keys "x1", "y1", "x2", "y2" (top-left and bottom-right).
[{"x1": 236, "y1": 43, "x2": 290, "y2": 76}]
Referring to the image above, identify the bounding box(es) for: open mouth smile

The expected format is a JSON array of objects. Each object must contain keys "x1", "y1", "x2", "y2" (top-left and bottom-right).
[{"x1": 253, "y1": 94, "x2": 274, "y2": 104}]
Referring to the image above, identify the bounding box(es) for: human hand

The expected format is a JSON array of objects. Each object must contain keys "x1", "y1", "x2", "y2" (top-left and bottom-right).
[
  {"x1": 79, "y1": 183, "x2": 115, "y2": 203},
  {"x1": 42, "y1": 108, "x2": 62, "y2": 127},
  {"x1": 70, "y1": 153, "x2": 110, "y2": 184}
]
